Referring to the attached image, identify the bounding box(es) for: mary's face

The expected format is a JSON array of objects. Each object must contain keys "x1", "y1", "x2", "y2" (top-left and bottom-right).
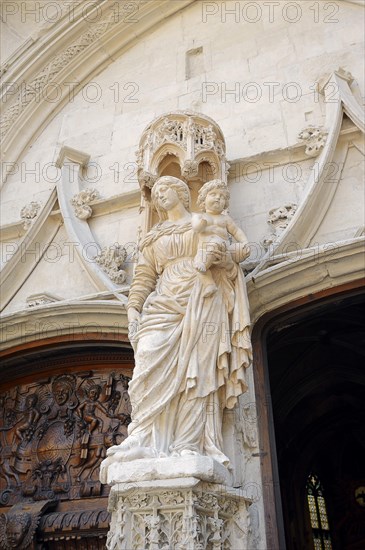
[{"x1": 155, "y1": 184, "x2": 180, "y2": 211}]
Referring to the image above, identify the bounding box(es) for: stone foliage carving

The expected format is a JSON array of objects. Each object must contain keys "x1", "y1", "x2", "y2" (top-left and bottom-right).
[
  {"x1": 19, "y1": 201, "x2": 41, "y2": 229},
  {"x1": 26, "y1": 293, "x2": 60, "y2": 307},
  {"x1": 181, "y1": 159, "x2": 199, "y2": 178},
  {"x1": 138, "y1": 171, "x2": 158, "y2": 190},
  {"x1": 298, "y1": 126, "x2": 328, "y2": 157},
  {"x1": 154, "y1": 119, "x2": 187, "y2": 149},
  {"x1": 0, "y1": 371, "x2": 131, "y2": 508},
  {"x1": 107, "y1": 483, "x2": 248, "y2": 550},
  {"x1": 70, "y1": 188, "x2": 100, "y2": 219},
  {"x1": 262, "y1": 203, "x2": 298, "y2": 249},
  {"x1": 268, "y1": 203, "x2": 298, "y2": 231},
  {"x1": 94, "y1": 245, "x2": 127, "y2": 284}
]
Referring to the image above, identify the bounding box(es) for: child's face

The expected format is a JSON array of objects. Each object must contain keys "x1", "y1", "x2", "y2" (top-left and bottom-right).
[
  {"x1": 205, "y1": 189, "x2": 226, "y2": 213},
  {"x1": 88, "y1": 387, "x2": 100, "y2": 401}
]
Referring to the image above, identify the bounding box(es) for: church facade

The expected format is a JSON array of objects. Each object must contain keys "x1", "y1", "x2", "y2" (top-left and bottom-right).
[{"x1": 0, "y1": 1, "x2": 364, "y2": 548}]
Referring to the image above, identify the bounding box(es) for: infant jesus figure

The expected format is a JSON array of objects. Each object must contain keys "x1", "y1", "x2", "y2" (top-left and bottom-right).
[{"x1": 193, "y1": 179, "x2": 250, "y2": 297}]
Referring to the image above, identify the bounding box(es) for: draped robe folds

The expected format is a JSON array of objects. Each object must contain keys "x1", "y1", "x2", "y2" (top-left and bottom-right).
[{"x1": 127, "y1": 221, "x2": 252, "y2": 466}]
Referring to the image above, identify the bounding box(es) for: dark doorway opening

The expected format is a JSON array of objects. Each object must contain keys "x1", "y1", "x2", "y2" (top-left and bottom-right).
[{"x1": 266, "y1": 292, "x2": 365, "y2": 550}]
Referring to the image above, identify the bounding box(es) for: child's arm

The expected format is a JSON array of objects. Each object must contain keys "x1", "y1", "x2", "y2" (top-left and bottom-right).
[
  {"x1": 226, "y1": 216, "x2": 248, "y2": 244},
  {"x1": 192, "y1": 213, "x2": 208, "y2": 233},
  {"x1": 226, "y1": 216, "x2": 250, "y2": 262}
]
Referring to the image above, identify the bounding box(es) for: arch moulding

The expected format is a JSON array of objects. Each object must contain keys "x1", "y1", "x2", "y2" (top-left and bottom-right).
[
  {"x1": 0, "y1": 0, "x2": 195, "y2": 185},
  {"x1": 247, "y1": 237, "x2": 365, "y2": 324}
]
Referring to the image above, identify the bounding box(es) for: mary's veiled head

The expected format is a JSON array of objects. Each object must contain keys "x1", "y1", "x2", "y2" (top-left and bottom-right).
[{"x1": 151, "y1": 176, "x2": 191, "y2": 220}]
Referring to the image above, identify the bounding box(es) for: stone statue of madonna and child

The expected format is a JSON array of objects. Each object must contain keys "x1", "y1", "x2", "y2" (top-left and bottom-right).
[{"x1": 100, "y1": 176, "x2": 252, "y2": 485}]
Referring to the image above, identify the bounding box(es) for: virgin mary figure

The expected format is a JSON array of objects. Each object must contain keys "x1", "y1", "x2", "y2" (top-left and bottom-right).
[{"x1": 101, "y1": 176, "x2": 252, "y2": 477}]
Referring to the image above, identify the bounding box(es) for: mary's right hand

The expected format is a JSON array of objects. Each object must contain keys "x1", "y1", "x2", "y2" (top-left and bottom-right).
[
  {"x1": 128, "y1": 307, "x2": 141, "y2": 324},
  {"x1": 128, "y1": 307, "x2": 141, "y2": 344}
]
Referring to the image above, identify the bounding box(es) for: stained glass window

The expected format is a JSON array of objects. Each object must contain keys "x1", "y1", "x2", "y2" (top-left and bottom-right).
[{"x1": 306, "y1": 473, "x2": 332, "y2": 550}]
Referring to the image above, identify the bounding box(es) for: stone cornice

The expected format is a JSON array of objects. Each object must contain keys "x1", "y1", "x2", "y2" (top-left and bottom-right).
[
  {"x1": 0, "y1": 299, "x2": 128, "y2": 351},
  {"x1": 247, "y1": 237, "x2": 365, "y2": 324},
  {"x1": 1, "y1": 238, "x2": 363, "y2": 349},
  {"x1": 228, "y1": 122, "x2": 361, "y2": 176}
]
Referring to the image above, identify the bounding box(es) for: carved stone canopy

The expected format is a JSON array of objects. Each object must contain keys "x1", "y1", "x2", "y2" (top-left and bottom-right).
[{"x1": 136, "y1": 111, "x2": 229, "y2": 200}]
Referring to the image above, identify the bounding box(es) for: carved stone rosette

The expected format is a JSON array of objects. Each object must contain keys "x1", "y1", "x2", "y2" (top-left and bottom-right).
[
  {"x1": 298, "y1": 126, "x2": 328, "y2": 157},
  {"x1": 136, "y1": 111, "x2": 229, "y2": 199},
  {"x1": 19, "y1": 201, "x2": 42, "y2": 229},
  {"x1": 107, "y1": 480, "x2": 249, "y2": 550}
]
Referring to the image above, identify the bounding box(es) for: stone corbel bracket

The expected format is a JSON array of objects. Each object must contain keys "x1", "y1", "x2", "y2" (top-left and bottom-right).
[
  {"x1": 55, "y1": 146, "x2": 127, "y2": 303},
  {"x1": 250, "y1": 69, "x2": 365, "y2": 277}
]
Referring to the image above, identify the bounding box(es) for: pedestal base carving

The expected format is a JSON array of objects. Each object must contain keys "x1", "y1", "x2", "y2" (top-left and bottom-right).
[
  {"x1": 106, "y1": 478, "x2": 250, "y2": 549},
  {"x1": 101, "y1": 455, "x2": 232, "y2": 486}
]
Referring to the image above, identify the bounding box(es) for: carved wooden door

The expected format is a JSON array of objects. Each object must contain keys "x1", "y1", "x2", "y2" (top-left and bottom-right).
[{"x1": 0, "y1": 345, "x2": 133, "y2": 549}]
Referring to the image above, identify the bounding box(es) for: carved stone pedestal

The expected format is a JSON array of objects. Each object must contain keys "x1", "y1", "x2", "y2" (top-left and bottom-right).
[
  {"x1": 101, "y1": 455, "x2": 232, "y2": 486},
  {"x1": 106, "y1": 477, "x2": 250, "y2": 549}
]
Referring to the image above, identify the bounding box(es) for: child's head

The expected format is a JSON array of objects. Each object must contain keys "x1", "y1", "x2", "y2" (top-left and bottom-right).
[
  {"x1": 25, "y1": 394, "x2": 38, "y2": 407},
  {"x1": 86, "y1": 384, "x2": 102, "y2": 400},
  {"x1": 197, "y1": 179, "x2": 230, "y2": 212}
]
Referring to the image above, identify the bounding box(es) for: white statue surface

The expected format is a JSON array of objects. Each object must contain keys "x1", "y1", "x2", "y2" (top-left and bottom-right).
[
  {"x1": 192, "y1": 179, "x2": 250, "y2": 297},
  {"x1": 100, "y1": 176, "x2": 252, "y2": 485}
]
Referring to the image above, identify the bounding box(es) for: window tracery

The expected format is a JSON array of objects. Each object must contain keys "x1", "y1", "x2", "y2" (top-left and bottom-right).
[{"x1": 306, "y1": 473, "x2": 332, "y2": 550}]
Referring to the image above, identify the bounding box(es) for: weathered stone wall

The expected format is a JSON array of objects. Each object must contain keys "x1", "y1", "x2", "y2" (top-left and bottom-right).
[{"x1": 1, "y1": 1, "x2": 364, "y2": 312}]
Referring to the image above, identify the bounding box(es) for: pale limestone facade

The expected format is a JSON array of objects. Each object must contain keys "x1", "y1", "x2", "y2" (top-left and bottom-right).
[{"x1": 1, "y1": 1, "x2": 364, "y2": 548}]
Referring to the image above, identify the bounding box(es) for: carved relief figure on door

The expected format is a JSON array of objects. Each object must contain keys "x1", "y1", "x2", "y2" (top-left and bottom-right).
[{"x1": 0, "y1": 371, "x2": 132, "y2": 506}]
